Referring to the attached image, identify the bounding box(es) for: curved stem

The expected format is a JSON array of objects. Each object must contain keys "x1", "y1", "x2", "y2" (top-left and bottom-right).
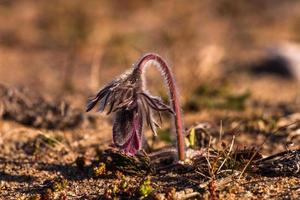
[{"x1": 133, "y1": 53, "x2": 185, "y2": 161}]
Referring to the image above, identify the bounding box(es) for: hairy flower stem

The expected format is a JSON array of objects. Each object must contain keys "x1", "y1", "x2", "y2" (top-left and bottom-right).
[{"x1": 133, "y1": 53, "x2": 185, "y2": 161}]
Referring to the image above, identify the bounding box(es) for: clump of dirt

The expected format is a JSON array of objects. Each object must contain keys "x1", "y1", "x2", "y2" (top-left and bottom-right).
[
  {"x1": 0, "y1": 84, "x2": 89, "y2": 129},
  {"x1": 255, "y1": 150, "x2": 300, "y2": 177},
  {"x1": 32, "y1": 177, "x2": 69, "y2": 200},
  {"x1": 98, "y1": 149, "x2": 154, "y2": 176}
]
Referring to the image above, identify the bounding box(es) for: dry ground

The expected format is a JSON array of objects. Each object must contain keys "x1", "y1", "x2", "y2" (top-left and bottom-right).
[
  {"x1": 1, "y1": 1, "x2": 300, "y2": 199},
  {"x1": 0, "y1": 77, "x2": 299, "y2": 199}
]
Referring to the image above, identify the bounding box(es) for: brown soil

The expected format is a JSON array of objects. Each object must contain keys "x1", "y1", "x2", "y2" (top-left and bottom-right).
[{"x1": 1, "y1": 1, "x2": 300, "y2": 199}]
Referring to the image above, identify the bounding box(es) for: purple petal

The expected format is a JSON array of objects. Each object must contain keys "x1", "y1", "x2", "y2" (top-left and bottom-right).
[
  {"x1": 112, "y1": 109, "x2": 143, "y2": 155},
  {"x1": 86, "y1": 83, "x2": 114, "y2": 112}
]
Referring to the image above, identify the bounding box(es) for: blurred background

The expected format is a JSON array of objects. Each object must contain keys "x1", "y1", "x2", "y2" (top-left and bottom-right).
[{"x1": 0, "y1": 0, "x2": 300, "y2": 115}]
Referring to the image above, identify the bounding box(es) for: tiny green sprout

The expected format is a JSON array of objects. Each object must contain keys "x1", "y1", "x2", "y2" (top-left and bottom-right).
[
  {"x1": 138, "y1": 177, "x2": 153, "y2": 198},
  {"x1": 120, "y1": 180, "x2": 128, "y2": 190},
  {"x1": 188, "y1": 127, "x2": 196, "y2": 148},
  {"x1": 51, "y1": 179, "x2": 68, "y2": 192},
  {"x1": 112, "y1": 184, "x2": 119, "y2": 194},
  {"x1": 93, "y1": 162, "x2": 106, "y2": 176}
]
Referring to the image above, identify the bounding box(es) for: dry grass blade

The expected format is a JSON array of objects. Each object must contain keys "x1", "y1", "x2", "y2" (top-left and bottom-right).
[{"x1": 216, "y1": 135, "x2": 235, "y2": 174}]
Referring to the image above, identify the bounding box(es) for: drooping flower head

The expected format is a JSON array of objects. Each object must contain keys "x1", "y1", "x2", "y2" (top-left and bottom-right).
[{"x1": 86, "y1": 67, "x2": 174, "y2": 155}]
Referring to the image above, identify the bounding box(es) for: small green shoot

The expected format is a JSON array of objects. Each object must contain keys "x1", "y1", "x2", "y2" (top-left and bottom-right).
[
  {"x1": 93, "y1": 162, "x2": 106, "y2": 177},
  {"x1": 139, "y1": 177, "x2": 153, "y2": 198}
]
